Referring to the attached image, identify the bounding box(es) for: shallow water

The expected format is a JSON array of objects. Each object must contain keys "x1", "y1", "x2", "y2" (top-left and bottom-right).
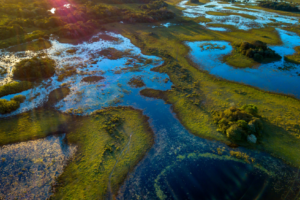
[
  {"x1": 0, "y1": 134, "x2": 76, "y2": 199},
  {"x1": 0, "y1": 5, "x2": 300, "y2": 198},
  {"x1": 178, "y1": 0, "x2": 299, "y2": 30},
  {"x1": 0, "y1": 32, "x2": 170, "y2": 117},
  {"x1": 186, "y1": 28, "x2": 300, "y2": 97}
]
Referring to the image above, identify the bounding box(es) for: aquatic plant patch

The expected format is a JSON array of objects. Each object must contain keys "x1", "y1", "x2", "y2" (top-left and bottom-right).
[
  {"x1": 81, "y1": 76, "x2": 105, "y2": 83},
  {"x1": 128, "y1": 76, "x2": 146, "y2": 88}
]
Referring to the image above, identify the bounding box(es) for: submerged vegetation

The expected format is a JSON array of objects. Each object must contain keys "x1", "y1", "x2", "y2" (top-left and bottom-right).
[
  {"x1": 81, "y1": 76, "x2": 105, "y2": 83},
  {"x1": 128, "y1": 76, "x2": 146, "y2": 88},
  {"x1": 13, "y1": 57, "x2": 56, "y2": 81}
]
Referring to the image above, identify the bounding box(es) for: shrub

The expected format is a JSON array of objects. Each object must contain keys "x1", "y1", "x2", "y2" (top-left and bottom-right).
[
  {"x1": 213, "y1": 105, "x2": 263, "y2": 143},
  {"x1": 235, "y1": 40, "x2": 281, "y2": 62},
  {"x1": 13, "y1": 57, "x2": 56, "y2": 81},
  {"x1": 240, "y1": 104, "x2": 258, "y2": 115},
  {"x1": 0, "y1": 81, "x2": 33, "y2": 98},
  {"x1": 11, "y1": 94, "x2": 26, "y2": 103},
  {"x1": 0, "y1": 99, "x2": 20, "y2": 114}
]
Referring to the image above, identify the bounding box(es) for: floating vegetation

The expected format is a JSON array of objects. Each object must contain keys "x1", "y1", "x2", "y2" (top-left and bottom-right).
[
  {"x1": 128, "y1": 76, "x2": 146, "y2": 88},
  {"x1": 97, "y1": 48, "x2": 132, "y2": 60},
  {"x1": 46, "y1": 87, "x2": 71, "y2": 107},
  {"x1": 66, "y1": 48, "x2": 78, "y2": 54},
  {"x1": 57, "y1": 68, "x2": 77, "y2": 82},
  {"x1": 81, "y1": 76, "x2": 105, "y2": 83},
  {"x1": 229, "y1": 150, "x2": 255, "y2": 163},
  {"x1": 89, "y1": 34, "x2": 120, "y2": 43},
  {"x1": 199, "y1": 42, "x2": 226, "y2": 51}
]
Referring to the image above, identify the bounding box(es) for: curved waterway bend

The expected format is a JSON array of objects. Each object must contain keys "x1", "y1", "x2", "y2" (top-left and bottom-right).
[
  {"x1": 186, "y1": 29, "x2": 300, "y2": 98},
  {"x1": 116, "y1": 87, "x2": 300, "y2": 199},
  {"x1": 0, "y1": 31, "x2": 299, "y2": 199}
]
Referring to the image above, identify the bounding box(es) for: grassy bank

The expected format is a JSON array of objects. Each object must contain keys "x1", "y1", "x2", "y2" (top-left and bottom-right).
[
  {"x1": 50, "y1": 107, "x2": 154, "y2": 199},
  {"x1": 0, "y1": 109, "x2": 72, "y2": 146},
  {"x1": 0, "y1": 107, "x2": 154, "y2": 198},
  {"x1": 284, "y1": 46, "x2": 300, "y2": 64},
  {"x1": 100, "y1": 10, "x2": 300, "y2": 167}
]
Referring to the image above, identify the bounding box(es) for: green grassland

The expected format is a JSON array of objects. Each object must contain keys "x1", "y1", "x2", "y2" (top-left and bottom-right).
[
  {"x1": 99, "y1": 2, "x2": 300, "y2": 166},
  {"x1": 0, "y1": 107, "x2": 154, "y2": 198},
  {"x1": 51, "y1": 107, "x2": 154, "y2": 199}
]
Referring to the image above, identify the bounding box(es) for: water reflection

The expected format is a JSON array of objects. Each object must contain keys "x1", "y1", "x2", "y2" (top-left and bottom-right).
[
  {"x1": 0, "y1": 134, "x2": 76, "y2": 199},
  {"x1": 186, "y1": 29, "x2": 300, "y2": 98}
]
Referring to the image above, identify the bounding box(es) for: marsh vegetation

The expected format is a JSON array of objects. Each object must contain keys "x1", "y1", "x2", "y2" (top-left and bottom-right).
[{"x1": 0, "y1": 0, "x2": 300, "y2": 198}]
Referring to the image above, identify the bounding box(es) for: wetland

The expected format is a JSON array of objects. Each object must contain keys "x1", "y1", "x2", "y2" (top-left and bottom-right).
[{"x1": 0, "y1": 0, "x2": 300, "y2": 199}]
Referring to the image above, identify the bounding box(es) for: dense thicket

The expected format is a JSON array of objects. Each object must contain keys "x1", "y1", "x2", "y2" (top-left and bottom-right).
[
  {"x1": 13, "y1": 57, "x2": 56, "y2": 81},
  {"x1": 234, "y1": 40, "x2": 281, "y2": 62},
  {"x1": 259, "y1": 2, "x2": 300, "y2": 12}
]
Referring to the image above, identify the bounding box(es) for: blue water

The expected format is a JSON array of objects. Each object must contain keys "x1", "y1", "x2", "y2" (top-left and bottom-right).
[
  {"x1": 186, "y1": 29, "x2": 300, "y2": 98},
  {"x1": 0, "y1": 29, "x2": 300, "y2": 199}
]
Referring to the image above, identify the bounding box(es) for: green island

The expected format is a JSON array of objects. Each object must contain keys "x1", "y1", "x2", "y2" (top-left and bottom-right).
[{"x1": 0, "y1": 107, "x2": 154, "y2": 198}]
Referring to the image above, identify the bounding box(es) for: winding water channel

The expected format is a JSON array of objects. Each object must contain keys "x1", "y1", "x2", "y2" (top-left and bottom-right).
[{"x1": 0, "y1": 0, "x2": 300, "y2": 199}]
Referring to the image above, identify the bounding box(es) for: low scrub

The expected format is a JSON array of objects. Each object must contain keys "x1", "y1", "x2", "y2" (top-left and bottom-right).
[
  {"x1": 0, "y1": 81, "x2": 33, "y2": 98},
  {"x1": 11, "y1": 94, "x2": 26, "y2": 103},
  {"x1": 0, "y1": 99, "x2": 20, "y2": 114},
  {"x1": 13, "y1": 57, "x2": 56, "y2": 81},
  {"x1": 213, "y1": 105, "x2": 263, "y2": 143}
]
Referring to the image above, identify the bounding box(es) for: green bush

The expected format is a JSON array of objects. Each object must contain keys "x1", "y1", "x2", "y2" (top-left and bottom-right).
[
  {"x1": 11, "y1": 94, "x2": 26, "y2": 103},
  {"x1": 234, "y1": 40, "x2": 281, "y2": 63},
  {"x1": 0, "y1": 99, "x2": 20, "y2": 114},
  {"x1": 0, "y1": 81, "x2": 33, "y2": 98},
  {"x1": 240, "y1": 104, "x2": 258, "y2": 115},
  {"x1": 213, "y1": 105, "x2": 263, "y2": 142},
  {"x1": 13, "y1": 57, "x2": 56, "y2": 81}
]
